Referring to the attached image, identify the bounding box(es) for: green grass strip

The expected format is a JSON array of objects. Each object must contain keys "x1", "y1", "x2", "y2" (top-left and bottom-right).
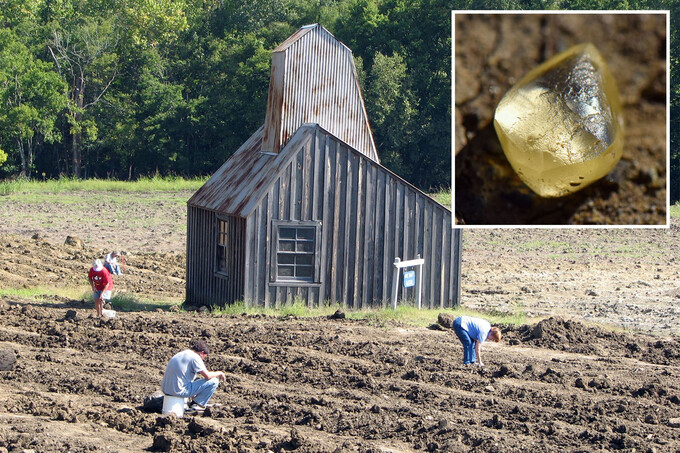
[
  {"x1": 0, "y1": 175, "x2": 209, "y2": 195},
  {"x1": 210, "y1": 298, "x2": 526, "y2": 327},
  {"x1": 671, "y1": 202, "x2": 680, "y2": 219}
]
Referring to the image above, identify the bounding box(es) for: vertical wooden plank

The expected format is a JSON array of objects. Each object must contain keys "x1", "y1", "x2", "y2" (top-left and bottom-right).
[
  {"x1": 440, "y1": 213, "x2": 451, "y2": 309},
  {"x1": 186, "y1": 208, "x2": 193, "y2": 304},
  {"x1": 331, "y1": 140, "x2": 344, "y2": 305},
  {"x1": 281, "y1": 162, "x2": 291, "y2": 220},
  {"x1": 243, "y1": 215, "x2": 254, "y2": 304},
  {"x1": 421, "y1": 203, "x2": 432, "y2": 306},
  {"x1": 302, "y1": 138, "x2": 314, "y2": 221},
  {"x1": 294, "y1": 147, "x2": 304, "y2": 220},
  {"x1": 240, "y1": 216, "x2": 247, "y2": 303},
  {"x1": 354, "y1": 158, "x2": 365, "y2": 309},
  {"x1": 342, "y1": 146, "x2": 354, "y2": 308},
  {"x1": 430, "y1": 209, "x2": 442, "y2": 310},
  {"x1": 373, "y1": 170, "x2": 385, "y2": 304},
  {"x1": 362, "y1": 163, "x2": 375, "y2": 307},
  {"x1": 382, "y1": 177, "x2": 394, "y2": 307},
  {"x1": 264, "y1": 187, "x2": 275, "y2": 309},
  {"x1": 394, "y1": 183, "x2": 405, "y2": 302},
  {"x1": 252, "y1": 207, "x2": 260, "y2": 305},
  {"x1": 318, "y1": 133, "x2": 331, "y2": 305},
  {"x1": 259, "y1": 205, "x2": 269, "y2": 306},
  {"x1": 313, "y1": 129, "x2": 324, "y2": 222},
  {"x1": 205, "y1": 211, "x2": 213, "y2": 305}
]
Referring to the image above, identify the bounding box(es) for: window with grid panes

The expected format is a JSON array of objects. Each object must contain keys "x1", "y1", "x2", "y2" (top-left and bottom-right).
[{"x1": 275, "y1": 223, "x2": 317, "y2": 282}]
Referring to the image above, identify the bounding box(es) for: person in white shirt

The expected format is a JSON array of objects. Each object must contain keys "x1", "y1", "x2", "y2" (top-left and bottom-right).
[
  {"x1": 161, "y1": 340, "x2": 226, "y2": 411},
  {"x1": 104, "y1": 251, "x2": 123, "y2": 275}
]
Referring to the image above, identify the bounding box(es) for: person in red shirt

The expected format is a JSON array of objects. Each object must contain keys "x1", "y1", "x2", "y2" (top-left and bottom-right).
[{"x1": 88, "y1": 259, "x2": 113, "y2": 317}]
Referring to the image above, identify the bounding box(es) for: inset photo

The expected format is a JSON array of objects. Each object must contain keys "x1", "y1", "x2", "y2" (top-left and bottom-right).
[{"x1": 453, "y1": 11, "x2": 668, "y2": 226}]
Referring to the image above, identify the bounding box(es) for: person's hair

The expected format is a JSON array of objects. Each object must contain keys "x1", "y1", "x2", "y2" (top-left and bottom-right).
[
  {"x1": 191, "y1": 339, "x2": 210, "y2": 355},
  {"x1": 489, "y1": 327, "x2": 502, "y2": 342}
]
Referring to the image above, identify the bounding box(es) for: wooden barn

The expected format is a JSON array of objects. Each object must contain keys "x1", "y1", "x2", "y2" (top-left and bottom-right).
[{"x1": 186, "y1": 24, "x2": 461, "y2": 309}]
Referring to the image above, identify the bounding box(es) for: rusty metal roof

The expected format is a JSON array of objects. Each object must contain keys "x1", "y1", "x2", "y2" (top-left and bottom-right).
[
  {"x1": 188, "y1": 125, "x2": 311, "y2": 216},
  {"x1": 262, "y1": 24, "x2": 378, "y2": 162}
]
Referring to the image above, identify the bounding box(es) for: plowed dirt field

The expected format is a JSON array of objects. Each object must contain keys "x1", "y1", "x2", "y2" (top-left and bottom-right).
[{"x1": 1, "y1": 191, "x2": 679, "y2": 452}]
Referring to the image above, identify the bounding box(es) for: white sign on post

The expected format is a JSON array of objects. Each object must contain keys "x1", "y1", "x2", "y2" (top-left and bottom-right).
[{"x1": 391, "y1": 255, "x2": 424, "y2": 310}]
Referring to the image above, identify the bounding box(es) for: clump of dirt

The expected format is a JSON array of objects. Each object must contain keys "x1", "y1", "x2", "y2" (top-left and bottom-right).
[{"x1": 503, "y1": 316, "x2": 680, "y2": 365}]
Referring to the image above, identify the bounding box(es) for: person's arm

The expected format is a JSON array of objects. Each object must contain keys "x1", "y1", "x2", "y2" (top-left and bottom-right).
[
  {"x1": 200, "y1": 369, "x2": 226, "y2": 381},
  {"x1": 475, "y1": 340, "x2": 483, "y2": 366}
]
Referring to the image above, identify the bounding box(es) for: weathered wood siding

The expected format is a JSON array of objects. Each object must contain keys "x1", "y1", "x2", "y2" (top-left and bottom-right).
[
  {"x1": 186, "y1": 208, "x2": 246, "y2": 306},
  {"x1": 244, "y1": 126, "x2": 460, "y2": 308}
]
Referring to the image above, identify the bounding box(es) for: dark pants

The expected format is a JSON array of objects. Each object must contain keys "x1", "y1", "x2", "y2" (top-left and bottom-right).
[{"x1": 452, "y1": 316, "x2": 476, "y2": 364}]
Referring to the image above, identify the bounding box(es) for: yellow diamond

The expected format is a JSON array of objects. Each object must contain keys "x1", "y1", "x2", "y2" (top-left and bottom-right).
[{"x1": 494, "y1": 43, "x2": 624, "y2": 198}]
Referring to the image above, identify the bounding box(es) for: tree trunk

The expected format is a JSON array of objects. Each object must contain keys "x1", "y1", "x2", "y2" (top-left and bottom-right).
[
  {"x1": 71, "y1": 75, "x2": 84, "y2": 178},
  {"x1": 16, "y1": 138, "x2": 26, "y2": 178},
  {"x1": 72, "y1": 124, "x2": 81, "y2": 178}
]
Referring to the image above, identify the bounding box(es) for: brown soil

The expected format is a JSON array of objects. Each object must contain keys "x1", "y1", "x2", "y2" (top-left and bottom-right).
[
  {"x1": 454, "y1": 13, "x2": 667, "y2": 225},
  {"x1": 1, "y1": 194, "x2": 680, "y2": 451}
]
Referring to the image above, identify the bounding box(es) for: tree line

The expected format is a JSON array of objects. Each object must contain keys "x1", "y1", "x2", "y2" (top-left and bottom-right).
[{"x1": 0, "y1": 0, "x2": 677, "y2": 198}]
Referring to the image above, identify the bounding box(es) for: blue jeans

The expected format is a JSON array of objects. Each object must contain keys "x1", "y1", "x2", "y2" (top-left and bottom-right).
[
  {"x1": 453, "y1": 317, "x2": 476, "y2": 364},
  {"x1": 172, "y1": 378, "x2": 219, "y2": 407},
  {"x1": 104, "y1": 262, "x2": 122, "y2": 275}
]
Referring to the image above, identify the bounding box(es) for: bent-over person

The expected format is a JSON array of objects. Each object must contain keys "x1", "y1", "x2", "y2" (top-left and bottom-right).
[{"x1": 452, "y1": 316, "x2": 502, "y2": 366}]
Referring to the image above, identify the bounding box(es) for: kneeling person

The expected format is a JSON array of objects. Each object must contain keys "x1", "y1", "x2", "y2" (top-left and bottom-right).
[{"x1": 161, "y1": 340, "x2": 226, "y2": 411}]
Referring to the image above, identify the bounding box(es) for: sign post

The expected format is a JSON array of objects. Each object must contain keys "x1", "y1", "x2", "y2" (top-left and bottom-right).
[{"x1": 391, "y1": 255, "x2": 425, "y2": 309}]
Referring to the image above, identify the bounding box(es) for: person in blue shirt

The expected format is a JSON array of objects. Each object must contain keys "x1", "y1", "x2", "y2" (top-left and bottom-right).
[{"x1": 452, "y1": 316, "x2": 502, "y2": 366}]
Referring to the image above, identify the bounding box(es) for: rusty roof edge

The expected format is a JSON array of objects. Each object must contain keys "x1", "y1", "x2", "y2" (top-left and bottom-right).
[
  {"x1": 238, "y1": 125, "x2": 317, "y2": 217},
  {"x1": 311, "y1": 123, "x2": 451, "y2": 214}
]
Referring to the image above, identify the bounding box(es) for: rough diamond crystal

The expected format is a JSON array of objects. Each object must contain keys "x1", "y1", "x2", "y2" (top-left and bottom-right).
[{"x1": 494, "y1": 43, "x2": 624, "y2": 198}]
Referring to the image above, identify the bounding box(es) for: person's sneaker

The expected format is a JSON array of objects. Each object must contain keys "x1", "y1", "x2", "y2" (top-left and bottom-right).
[{"x1": 186, "y1": 403, "x2": 205, "y2": 414}]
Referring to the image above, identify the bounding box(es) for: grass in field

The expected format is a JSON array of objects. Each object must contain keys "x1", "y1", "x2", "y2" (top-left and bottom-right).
[
  {"x1": 0, "y1": 285, "x2": 525, "y2": 325},
  {"x1": 0, "y1": 175, "x2": 208, "y2": 195},
  {"x1": 0, "y1": 286, "x2": 86, "y2": 300},
  {"x1": 210, "y1": 298, "x2": 527, "y2": 328},
  {"x1": 0, "y1": 286, "x2": 182, "y2": 311},
  {"x1": 108, "y1": 292, "x2": 182, "y2": 312},
  {"x1": 671, "y1": 202, "x2": 680, "y2": 219},
  {"x1": 430, "y1": 189, "x2": 452, "y2": 209}
]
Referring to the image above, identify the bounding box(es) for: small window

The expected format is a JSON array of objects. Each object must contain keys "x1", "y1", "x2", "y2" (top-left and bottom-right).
[
  {"x1": 273, "y1": 221, "x2": 320, "y2": 283},
  {"x1": 217, "y1": 219, "x2": 229, "y2": 275}
]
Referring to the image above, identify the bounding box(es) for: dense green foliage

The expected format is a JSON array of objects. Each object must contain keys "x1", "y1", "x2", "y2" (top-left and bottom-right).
[{"x1": 0, "y1": 0, "x2": 677, "y2": 197}]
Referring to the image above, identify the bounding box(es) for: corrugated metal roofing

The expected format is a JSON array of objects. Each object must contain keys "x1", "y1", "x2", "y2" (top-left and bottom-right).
[
  {"x1": 188, "y1": 125, "x2": 310, "y2": 217},
  {"x1": 262, "y1": 24, "x2": 378, "y2": 162},
  {"x1": 188, "y1": 123, "x2": 450, "y2": 218}
]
